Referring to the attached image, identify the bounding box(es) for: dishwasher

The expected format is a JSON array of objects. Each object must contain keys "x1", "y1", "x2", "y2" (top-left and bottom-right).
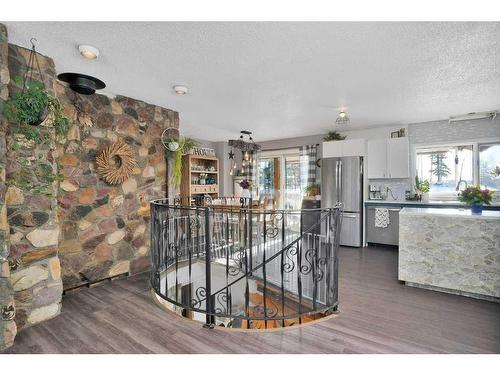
[{"x1": 366, "y1": 206, "x2": 401, "y2": 246}]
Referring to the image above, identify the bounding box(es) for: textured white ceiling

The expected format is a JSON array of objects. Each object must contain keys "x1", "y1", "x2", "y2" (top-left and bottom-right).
[{"x1": 4, "y1": 22, "x2": 500, "y2": 141}]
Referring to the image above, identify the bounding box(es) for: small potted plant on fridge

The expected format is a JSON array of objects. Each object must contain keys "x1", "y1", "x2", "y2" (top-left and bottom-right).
[{"x1": 458, "y1": 185, "x2": 493, "y2": 214}]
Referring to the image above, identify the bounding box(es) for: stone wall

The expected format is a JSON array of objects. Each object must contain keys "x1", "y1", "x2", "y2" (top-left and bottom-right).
[
  {"x1": 0, "y1": 23, "x2": 17, "y2": 352},
  {"x1": 6, "y1": 45, "x2": 63, "y2": 331},
  {"x1": 55, "y1": 89, "x2": 177, "y2": 290},
  {"x1": 0, "y1": 26, "x2": 178, "y2": 349}
]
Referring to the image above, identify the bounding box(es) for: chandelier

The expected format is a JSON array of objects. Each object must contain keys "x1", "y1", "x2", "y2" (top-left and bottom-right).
[
  {"x1": 228, "y1": 130, "x2": 261, "y2": 176},
  {"x1": 335, "y1": 110, "x2": 350, "y2": 125}
]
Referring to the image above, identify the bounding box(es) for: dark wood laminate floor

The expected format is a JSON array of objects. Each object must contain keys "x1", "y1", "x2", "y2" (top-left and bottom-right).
[{"x1": 4, "y1": 246, "x2": 500, "y2": 354}]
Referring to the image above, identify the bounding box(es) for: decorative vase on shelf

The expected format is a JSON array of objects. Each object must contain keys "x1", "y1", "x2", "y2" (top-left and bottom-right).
[
  {"x1": 421, "y1": 192, "x2": 429, "y2": 202},
  {"x1": 470, "y1": 204, "x2": 483, "y2": 214},
  {"x1": 241, "y1": 189, "x2": 251, "y2": 198}
]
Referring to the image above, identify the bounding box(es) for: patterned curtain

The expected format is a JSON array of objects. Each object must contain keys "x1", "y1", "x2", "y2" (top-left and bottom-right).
[
  {"x1": 242, "y1": 150, "x2": 258, "y2": 190},
  {"x1": 299, "y1": 145, "x2": 319, "y2": 192}
]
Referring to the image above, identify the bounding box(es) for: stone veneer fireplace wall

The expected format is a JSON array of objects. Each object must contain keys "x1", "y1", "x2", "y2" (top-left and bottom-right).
[
  {"x1": 0, "y1": 23, "x2": 17, "y2": 351},
  {"x1": 0, "y1": 23, "x2": 178, "y2": 350}
]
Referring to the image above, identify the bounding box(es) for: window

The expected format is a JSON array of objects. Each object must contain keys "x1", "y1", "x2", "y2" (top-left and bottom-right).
[
  {"x1": 415, "y1": 141, "x2": 500, "y2": 202},
  {"x1": 416, "y1": 145, "x2": 473, "y2": 197},
  {"x1": 258, "y1": 158, "x2": 276, "y2": 195},
  {"x1": 479, "y1": 143, "x2": 500, "y2": 192},
  {"x1": 257, "y1": 149, "x2": 304, "y2": 209}
]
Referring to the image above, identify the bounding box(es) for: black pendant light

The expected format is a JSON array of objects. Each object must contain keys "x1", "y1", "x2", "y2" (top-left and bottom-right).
[{"x1": 57, "y1": 72, "x2": 105, "y2": 95}]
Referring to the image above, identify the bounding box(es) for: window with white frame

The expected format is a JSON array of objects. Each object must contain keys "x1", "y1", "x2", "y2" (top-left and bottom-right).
[
  {"x1": 415, "y1": 141, "x2": 500, "y2": 202},
  {"x1": 479, "y1": 143, "x2": 500, "y2": 192}
]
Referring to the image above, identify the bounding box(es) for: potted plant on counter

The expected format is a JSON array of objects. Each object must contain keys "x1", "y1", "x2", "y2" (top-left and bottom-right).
[
  {"x1": 415, "y1": 176, "x2": 430, "y2": 202},
  {"x1": 458, "y1": 185, "x2": 493, "y2": 214},
  {"x1": 304, "y1": 183, "x2": 321, "y2": 200}
]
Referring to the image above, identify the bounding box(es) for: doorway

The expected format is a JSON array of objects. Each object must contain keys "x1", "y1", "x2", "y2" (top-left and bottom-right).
[{"x1": 258, "y1": 149, "x2": 303, "y2": 209}]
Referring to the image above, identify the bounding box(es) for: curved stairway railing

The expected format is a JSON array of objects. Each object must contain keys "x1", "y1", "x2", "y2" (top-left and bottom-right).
[{"x1": 150, "y1": 197, "x2": 343, "y2": 329}]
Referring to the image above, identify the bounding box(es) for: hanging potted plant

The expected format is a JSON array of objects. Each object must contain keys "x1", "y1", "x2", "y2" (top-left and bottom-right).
[
  {"x1": 4, "y1": 78, "x2": 69, "y2": 134},
  {"x1": 3, "y1": 39, "x2": 69, "y2": 138},
  {"x1": 161, "y1": 131, "x2": 198, "y2": 187}
]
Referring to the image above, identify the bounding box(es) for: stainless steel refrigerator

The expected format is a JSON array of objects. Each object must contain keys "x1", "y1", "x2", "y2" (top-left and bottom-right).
[{"x1": 321, "y1": 156, "x2": 363, "y2": 247}]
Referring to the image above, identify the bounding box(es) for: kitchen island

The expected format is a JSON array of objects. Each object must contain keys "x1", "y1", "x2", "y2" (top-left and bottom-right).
[{"x1": 399, "y1": 207, "x2": 500, "y2": 302}]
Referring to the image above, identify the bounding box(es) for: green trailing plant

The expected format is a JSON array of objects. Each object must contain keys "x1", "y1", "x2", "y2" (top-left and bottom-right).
[
  {"x1": 304, "y1": 183, "x2": 321, "y2": 196},
  {"x1": 163, "y1": 136, "x2": 199, "y2": 187},
  {"x1": 415, "y1": 175, "x2": 430, "y2": 193},
  {"x1": 4, "y1": 77, "x2": 70, "y2": 198},
  {"x1": 4, "y1": 77, "x2": 70, "y2": 141},
  {"x1": 323, "y1": 131, "x2": 346, "y2": 141},
  {"x1": 458, "y1": 185, "x2": 493, "y2": 206},
  {"x1": 11, "y1": 159, "x2": 63, "y2": 198}
]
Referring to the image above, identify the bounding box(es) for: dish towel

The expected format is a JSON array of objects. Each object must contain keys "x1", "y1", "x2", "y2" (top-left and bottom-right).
[{"x1": 375, "y1": 208, "x2": 390, "y2": 228}]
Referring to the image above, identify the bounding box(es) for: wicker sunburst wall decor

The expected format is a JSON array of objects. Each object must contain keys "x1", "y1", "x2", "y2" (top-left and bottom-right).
[{"x1": 96, "y1": 141, "x2": 138, "y2": 185}]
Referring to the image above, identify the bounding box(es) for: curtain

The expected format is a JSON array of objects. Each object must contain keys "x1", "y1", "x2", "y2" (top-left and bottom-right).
[
  {"x1": 243, "y1": 150, "x2": 259, "y2": 193},
  {"x1": 299, "y1": 144, "x2": 319, "y2": 191}
]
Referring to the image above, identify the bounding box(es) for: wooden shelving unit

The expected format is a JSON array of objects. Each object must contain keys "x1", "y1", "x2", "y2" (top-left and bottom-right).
[{"x1": 180, "y1": 154, "x2": 219, "y2": 202}]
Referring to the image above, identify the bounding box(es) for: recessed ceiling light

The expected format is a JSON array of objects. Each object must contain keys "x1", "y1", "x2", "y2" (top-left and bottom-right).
[
  {"x1": 78, "y1": 45, "x2": 99, "y2": 60},
  {"x1": 173, "y1": 85, "x2": 188, "y2": 95}
]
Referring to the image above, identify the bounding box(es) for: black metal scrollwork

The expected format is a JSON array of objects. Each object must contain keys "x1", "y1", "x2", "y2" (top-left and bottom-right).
[
  {"x1": 300, "y1": 248, "x2": 315, "y2": 275},
  {"x1": 214, "y1": 290, "x2": 230, "y2": 315},
  {"x1": 283, "y1": 243, "x2": 298, "y2": 273},
  {"x1": 228, "y1": 248, "x2": 246, "y2": 276},
  {"x1": 190, "y1": 286, "x2": 207, "y2": 309}
]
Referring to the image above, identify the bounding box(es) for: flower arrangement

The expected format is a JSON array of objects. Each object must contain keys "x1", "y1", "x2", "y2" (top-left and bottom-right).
[
  {"x1": 458, "y1": 185, "x2": 493, "y2": 206},
  {"x1": 239, "y1": 179, "x2": 254, "y2": 190}
]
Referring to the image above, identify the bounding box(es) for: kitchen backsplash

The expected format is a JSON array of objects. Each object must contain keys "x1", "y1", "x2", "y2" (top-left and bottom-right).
[{"x1": 368, "y1": 178, "x2": 410, "y2": 201}]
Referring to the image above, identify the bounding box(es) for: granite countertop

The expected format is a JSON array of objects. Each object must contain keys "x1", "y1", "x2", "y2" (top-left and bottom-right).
[
  {"x1": 364, "y1": 200, "x2": 500, "y2": 210},
  {"x1": 400, "y1": 207, "x2": 500, "y2": 219}
]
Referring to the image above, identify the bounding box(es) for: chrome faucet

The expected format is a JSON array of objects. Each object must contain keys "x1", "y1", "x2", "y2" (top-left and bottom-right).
[{"x1": 456, "y1": 179, "x2": 468, "y2": 191}]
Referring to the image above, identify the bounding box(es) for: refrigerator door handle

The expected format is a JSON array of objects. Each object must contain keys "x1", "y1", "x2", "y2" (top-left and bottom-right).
[
  {"x1": 335, "y1": 160, "x2": 340, "y2": 203},
  {"x1": 339, "y1": 160, "x2": 343, "y2": 204}
]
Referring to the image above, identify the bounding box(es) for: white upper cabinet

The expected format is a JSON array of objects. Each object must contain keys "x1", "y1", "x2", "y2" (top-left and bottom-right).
[
  {"x1": 322, "y1": 139, "x2": 366, "y2": 158},
  {"x1": 367, "y1": 139, "x2": 388, "y2": 178},
  {"x1": 367, "y1": 138, "x2": 409, "y2": 179},
  {"x1": 387, "y1": 138, "x2": 409, "y2": 178}
]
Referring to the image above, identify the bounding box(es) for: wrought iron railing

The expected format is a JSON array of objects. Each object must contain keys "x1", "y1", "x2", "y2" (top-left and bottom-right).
[{"x1": 150, "y1": 197, "x2": 342, "y2": 329}]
